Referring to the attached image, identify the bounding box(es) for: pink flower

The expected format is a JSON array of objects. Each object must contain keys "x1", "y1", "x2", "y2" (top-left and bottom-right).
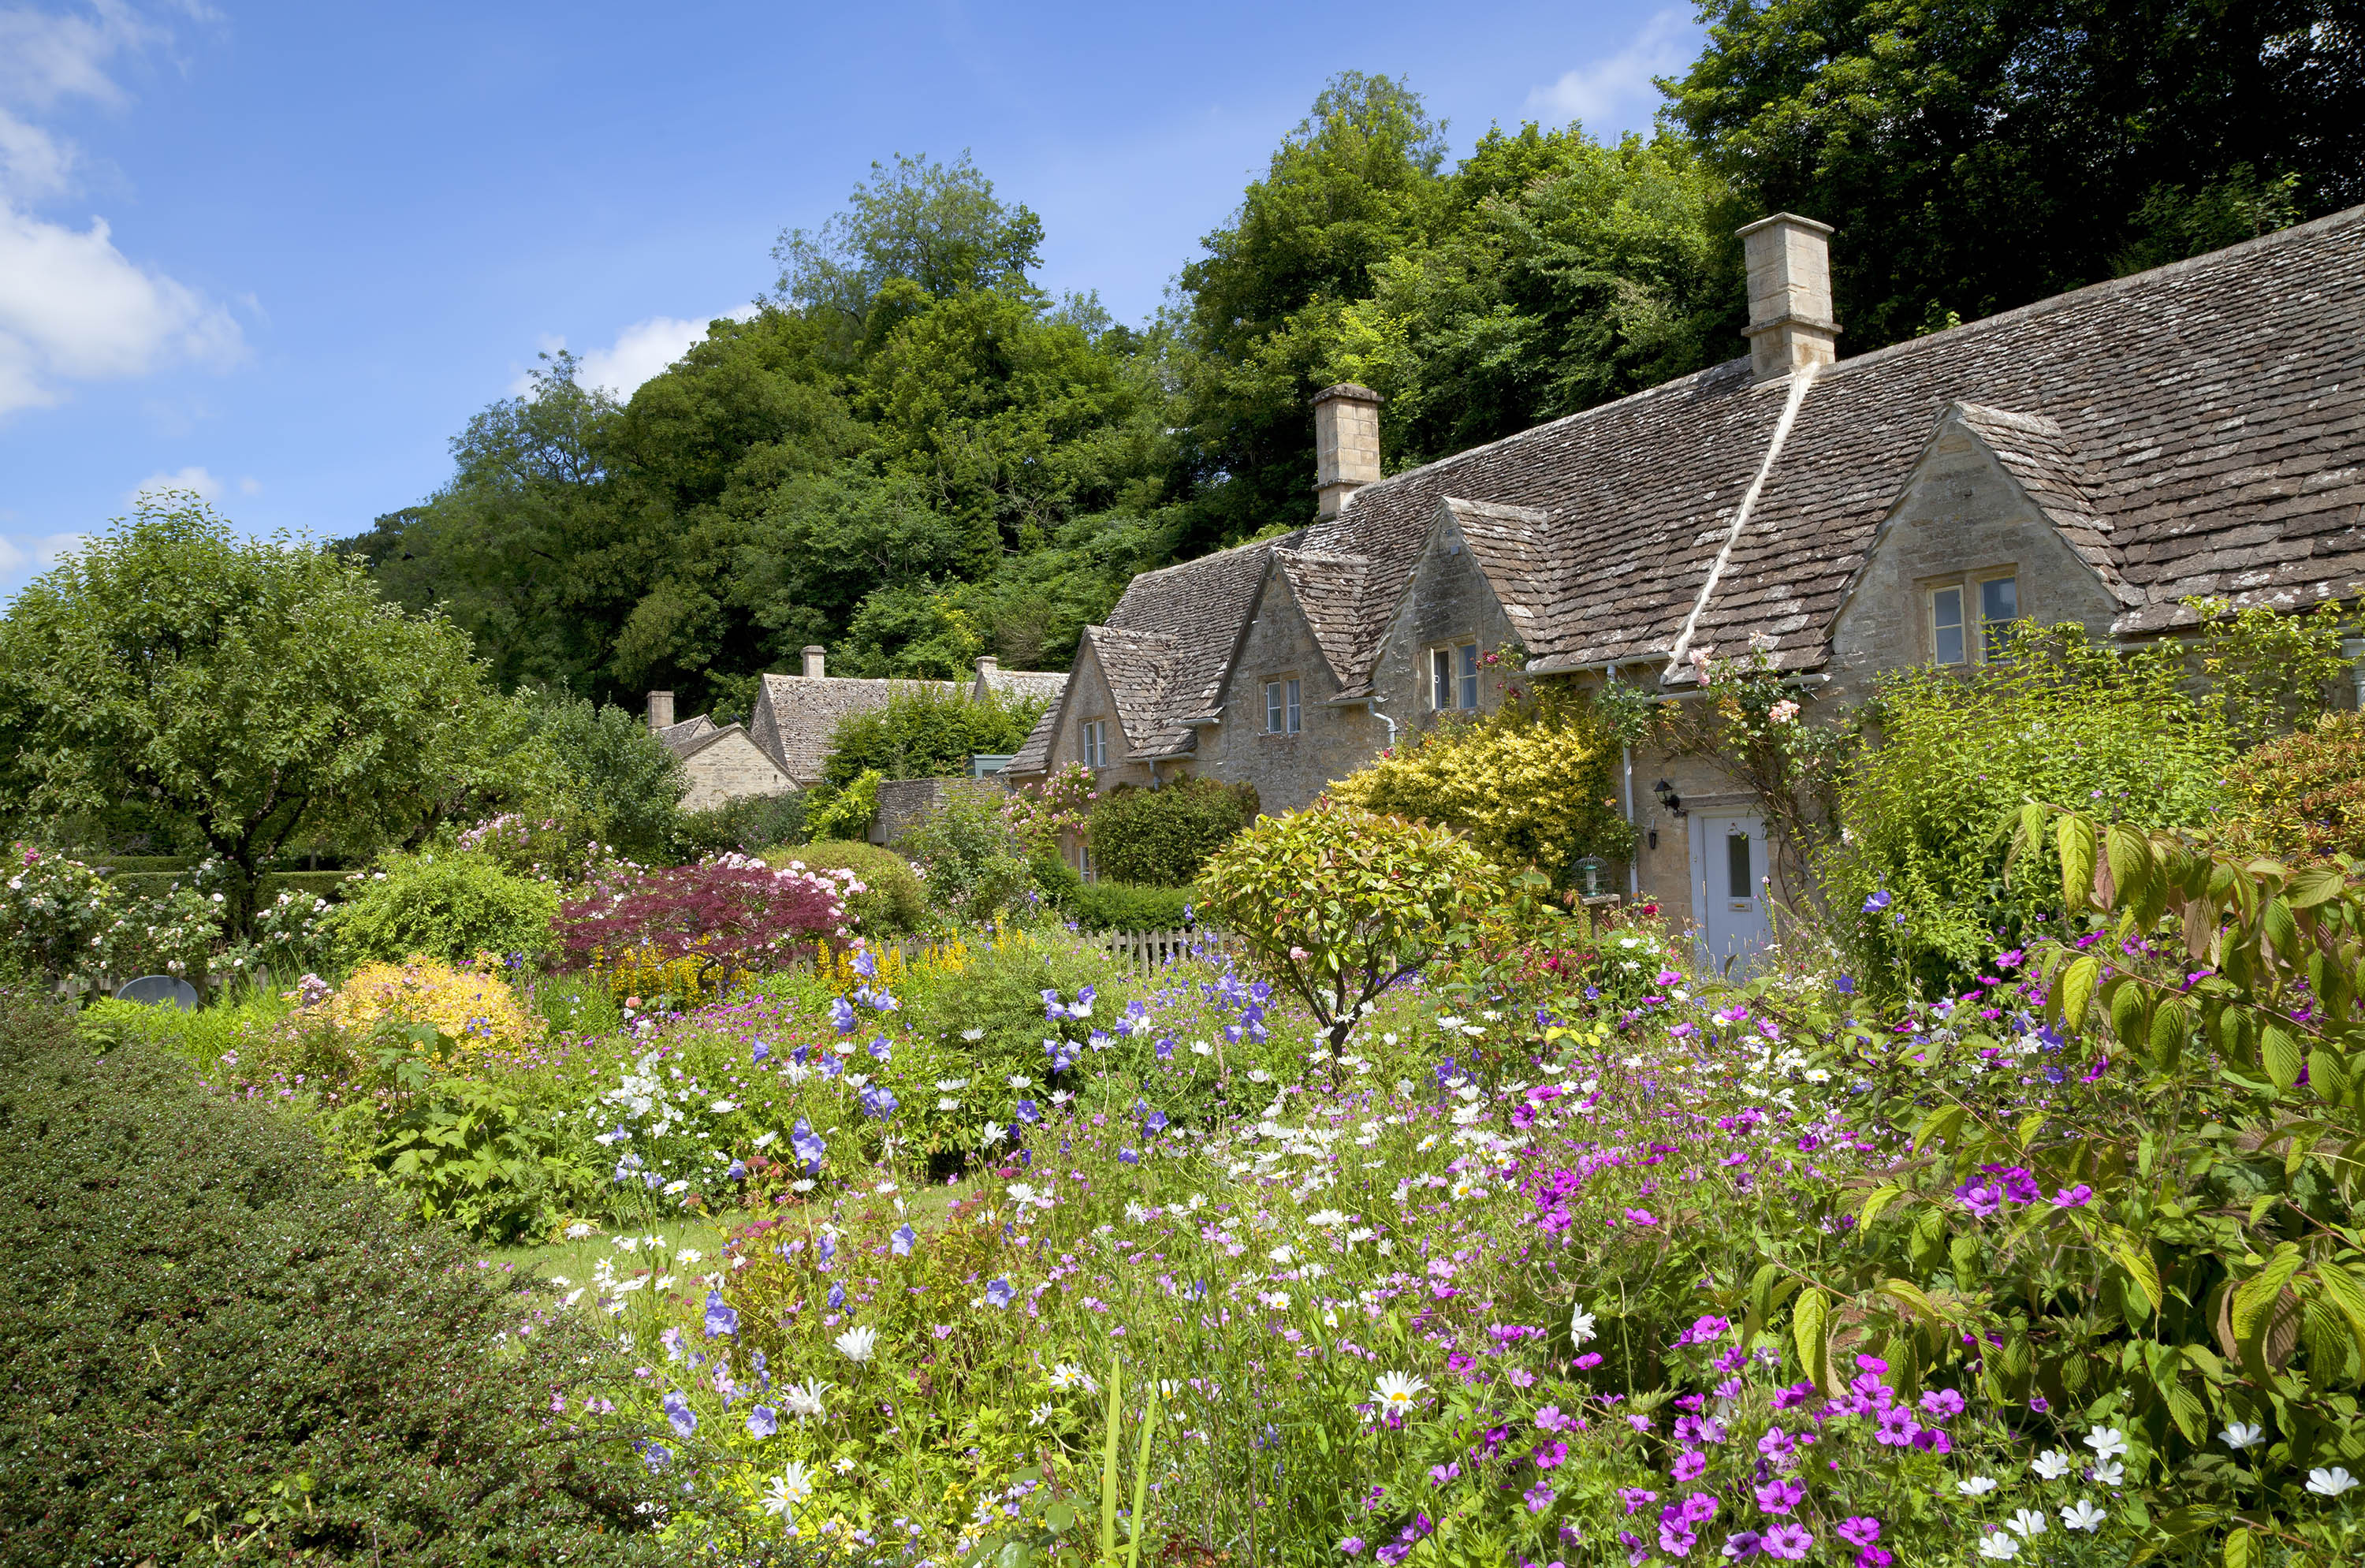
[
  {"x1": 1761, "y1": 1523, "x2": 1813, "y2": 1560},
  {"x1": 1671, "y1": 1449, "x2": 1708, "y2": 1482},
  {"x1": 1754, "y1": 1479, "x2": 1804, "y2": 1515},
  {"x1": 1289, "y1": 946, "x2": 1310, "y2": 961}
]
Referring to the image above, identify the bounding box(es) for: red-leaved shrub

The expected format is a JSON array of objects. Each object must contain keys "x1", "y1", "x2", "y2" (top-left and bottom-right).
[{"x1": 556, "y1": 855, "x2": 854, "y2": 981}]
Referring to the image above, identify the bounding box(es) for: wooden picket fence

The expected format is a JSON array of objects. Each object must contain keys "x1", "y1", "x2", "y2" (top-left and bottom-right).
[{"x1": 1087, "y1": 926, "x2": 1217, "y2": 971}]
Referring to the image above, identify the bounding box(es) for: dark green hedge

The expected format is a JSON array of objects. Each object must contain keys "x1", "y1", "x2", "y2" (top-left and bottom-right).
[
  {"x1": 104, "y1": 869, "x2": 352, "y2": 905},
  {"x1": 1071, "y1": 880, "x2": 1195, "y2": 932},
  {"x1": 1085, "y1": 777, "x2": 1255, "y2": 887},
  {"x1": 0, "y1": 990, "x2": 665, "y2": 1566}
]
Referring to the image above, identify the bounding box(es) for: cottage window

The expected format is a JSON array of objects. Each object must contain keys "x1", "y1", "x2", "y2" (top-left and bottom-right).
[
  {"x1": 1430, "y1": 642, "x2": 1480, "y2": 710},
  {"x1": 1264, "y1": 678, "x2": 1302, "y2": 734},
  {"x1": 1930, "y1": 586, "x2": 1967, "y2": 665},
  {"x1": 1979, "y1": 575, "x2": 2020, "y2": 658},
  {"x1": 1080, "y1": 718, "x2": 1108, "y2": 769}
]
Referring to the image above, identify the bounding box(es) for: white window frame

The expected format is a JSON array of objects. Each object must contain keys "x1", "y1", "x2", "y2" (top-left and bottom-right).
[
  {"x1": 1928, "y1": 584, "x2": 1968, "y2": 666},
  {"x1": 1928, "y1": 570, "x2": 2021, "y2": 667},
  {"x1": 1264, "y1": 677, "x2": 1302, "y2": 735},
  {"x1": 1976, "y1": 573, "x2": 2020, "y2": 661},
  {"x1": 1079, "y1": 717, "x2": 1108, "y2": 769},
  {"x1": 1428, "y1": 642, "x2": 1480, "y2": 711}
]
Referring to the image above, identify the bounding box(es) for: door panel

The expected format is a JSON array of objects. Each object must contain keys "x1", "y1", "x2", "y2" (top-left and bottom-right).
[{"x1": 1689, "y1": 812, "x2": 1772, "y2": 973}]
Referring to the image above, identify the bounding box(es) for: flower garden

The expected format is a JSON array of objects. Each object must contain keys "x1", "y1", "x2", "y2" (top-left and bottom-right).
[{"x1": 9, "y1": 761, "x2": 2364, "y2": 1568}]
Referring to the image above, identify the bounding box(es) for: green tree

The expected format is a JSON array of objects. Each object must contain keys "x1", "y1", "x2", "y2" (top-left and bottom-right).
[
  {"x1": 0, "y1": 499, "x2": 503, "y2": 933},
  {"x1": 821, "y1": 685, "x2": 1049, "y2": 787},
  {"x1": 1666, "y1": 0, "x2": 2365, "y2": 351},
  {"x1": 508, "y1": 688, "x2": 690, "y2": 861}
]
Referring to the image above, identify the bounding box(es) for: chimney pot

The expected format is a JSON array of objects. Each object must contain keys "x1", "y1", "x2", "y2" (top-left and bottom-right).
[
  {"x1": 1312, "y1": 382, "x2": 1384, "y2": 520},
  {"x1": 974, "y1": 655, "x2": 999, "y2": 679},
  {"x1": 802, "y1": 645, "x2": 826, "y2": 680},
  {"x1": 646, "y1": 690, "x2": 675, "y2": 732},
  {"x1": 1737, "y1": 213, "x2": 1841, "y2": 383}
]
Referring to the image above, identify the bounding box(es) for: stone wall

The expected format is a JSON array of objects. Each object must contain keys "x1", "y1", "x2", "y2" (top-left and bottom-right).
[
  {"x1": 680, "y1": 731, "x2": 796, "y2": 813},
  {"x1": 870, "y1": 775, "x2": 1010, "y2": 847},
  {"x1": 1041, "y1": 642, "x2": 1160, "y2": 793},
  {"x1": 1369, "y1": 524, "x2": 1522, "y2": 743}
]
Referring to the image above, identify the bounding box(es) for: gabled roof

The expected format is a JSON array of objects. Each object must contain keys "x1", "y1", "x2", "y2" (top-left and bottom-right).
[
  {"x1": 1272, "y1": 547, "x2": 1369, "y2": 688},
  {"x1": 1307, "y1": 203, "x2": 2365, "y2": 682},
  {"x1": 1081, "y1": 625, "x2": 1182, "y2": 760},
  {"x1": 1006, "y1": 700, "x2": 1060, "y2": 776},
  {"x1": 1105, "y1": 534, "x2": 1295, "y2": 752},
  {"x1": 752, "y1": 674, "x2": 951, "y2": 784},
  {"x1": 655, "y1": 715, "x2": 719, "y2": 756},
  {"x1": 1942, "y1": 402, "x2": 2137, "y2": 608},
  {"x1": 1440, "y1": 497, "x2": 1554, "y2": 644},
  {"x1": 669, "y1": 720, "x2": 763, "y2": 765}
]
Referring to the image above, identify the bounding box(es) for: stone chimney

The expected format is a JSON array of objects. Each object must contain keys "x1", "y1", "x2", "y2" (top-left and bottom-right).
[
  {"x1": 1313, "y1": 382, "x2": 1384, "y2": 520},
  {"x1": 646, "y1": 690, "x2": 674, "y2": 731},
  {"x1": 1737, "y1": 214, "x2": 1840, "y2": 383},
  {"x1": 974, "y1": 655, "x2": 999, "y2": 681},
  {"x1": 802, "y1": 646, "x2": 826, "y2": 680}
]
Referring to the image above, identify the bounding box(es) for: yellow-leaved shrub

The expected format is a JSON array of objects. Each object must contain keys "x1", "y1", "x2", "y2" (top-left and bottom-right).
[
  {"x1": 323, "y1": 957, "x2": 544, "y2": 1056},
  {"x1": 1328, "y1": 688, "x2": 1630, "y2": 885}
]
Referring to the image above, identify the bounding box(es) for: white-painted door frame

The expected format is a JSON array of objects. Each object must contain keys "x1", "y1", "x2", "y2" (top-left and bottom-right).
[{"x1": 1688, "y1": 810, "x2": 1773, "y2": 975}]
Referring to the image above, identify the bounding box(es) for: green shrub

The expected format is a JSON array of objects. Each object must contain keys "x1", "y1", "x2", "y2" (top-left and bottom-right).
[
  {"x1": 897, "y1": 784, "x2": 1033, "y2": 922},
  {"x1": 1197, "y1": 801, "x2": 1497, "y2": 1054},
  {"x1": 805, "y1": 769, "x2": 881, "y2": 842},
  {"x1": 2222, "y1": 708, "x2": 2365, "y2": 862},
  {"x1": 328, "y1": 851, "x2": 560, "y2": 965},
  {"x1": 512, "y1": 689, "x2": 688, "y2": 861},
  {"x1": 0, "y1": 989, "x2": 662, "y2": 1563},
  {"x1": 822, "y1": 683, "x2": 1049, "y2": 787},
  {"x1": 1030, "y1": 850, "x2": 1083, "y2": 914},
  {"x1": 1070, "y1": 880, "x2": 1194, "y2": 931},
  {"x1": 1819, "y1": 625, "x2": 2234, "y2": 999},
  {"x1": 765, "y1": 840, "x2": 926, "y2": 936},
  {"x1": 670, "y1": 790, "x2": 809, "y2": 862},
  {"x1": 1086, "y1": 775, "x2": 1256, "y2": 886}
]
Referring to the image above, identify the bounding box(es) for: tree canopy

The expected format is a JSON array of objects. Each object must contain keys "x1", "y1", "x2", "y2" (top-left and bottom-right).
[{"x1": 344, "y1": 30, "x2": 2359, "y2": 707}]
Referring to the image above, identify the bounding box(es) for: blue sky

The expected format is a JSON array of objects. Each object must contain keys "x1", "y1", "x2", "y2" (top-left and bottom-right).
[{"x1": 0, "y1": 0, "x2": 1703, "y2": 600}]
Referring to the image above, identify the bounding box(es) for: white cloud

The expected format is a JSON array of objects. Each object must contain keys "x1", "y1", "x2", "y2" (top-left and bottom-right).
[
  {"x1": 514, "y1": 305, "x2": 760, "y2": 399},
  {"x1": 1526, "y1": 9, "x2": 1701, "y2": 137},
  {"x1": 0, "y1": 529, "x2": 88, "y2": 575},
  {"x1": 129, "y1": 463, "x2": 222, "y2": 505},
  {"x1": 0, "y1": 3, "x2": 244, "y2": 417}
]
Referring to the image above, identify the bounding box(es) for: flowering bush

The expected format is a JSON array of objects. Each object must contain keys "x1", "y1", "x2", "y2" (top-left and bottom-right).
[
  {"x1": 1004, "y1": 762, "x2": 1097, "y2": 853},
  {"x1": 454, "y1": 811, "x2": 620, "y2": 885},
  {"x1": 558, "y1": 855, "x2": 855, "y2": 993},
  {"x1": 1, "y1": 844, "x2": 120, "y2": 981}
]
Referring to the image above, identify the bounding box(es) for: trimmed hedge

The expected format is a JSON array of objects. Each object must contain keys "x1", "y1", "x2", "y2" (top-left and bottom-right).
[
  {"x1": 0, "y1": 991, "x2": 665, "y2": 1564},
  {"x1": 1071, "y1": 880, "x2": 1195, "y2": 932},
  {"x1": 1085, "y1": 777, "x2": 1254, "y2": 887}
]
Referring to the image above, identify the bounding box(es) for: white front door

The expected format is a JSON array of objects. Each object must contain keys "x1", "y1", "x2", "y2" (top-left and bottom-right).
[{"x1": 1690, "y1": 812, "x2": 1772, "y2": 974}]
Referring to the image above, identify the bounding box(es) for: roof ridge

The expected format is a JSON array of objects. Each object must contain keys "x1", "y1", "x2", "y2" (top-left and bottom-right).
[
  {"x1": 1818, "y1": 202, "x2": 2365, "y2": 386},
  {"x1": 1120, "y1": 531, "x2": 1296, "y2": 584}
]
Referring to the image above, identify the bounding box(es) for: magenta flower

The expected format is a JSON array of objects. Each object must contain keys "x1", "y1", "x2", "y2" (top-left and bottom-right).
[
  {"x1": 1723, "y1": 1529, "x2": 1763, "y2": 1558},
  {"x1": 1532, "y1": 1441, "x2": 1569, "y2": 1469},
  {"x1": 1917, "y1": 1387, "x2": 1965, "y2": 1421},
  {"x1": 1754, "y1": 1478, "x2": 1804, "y2": 1515},
  {"x1": 1523, "y1": 1481, "x2": 1555, "y2": 1514},
  {"x1": 1657, "y1": 1523, "x2": 1696, "y2": 1559},
  {"x1": 2054, "y1": 1183, "x2": 2095, "y2": 1208},
  {"x1": 1874, "y1": 1406, "x2": 1920, "y2": 1446},
  {"x1": 1618, "y1": 1488, "x2": 1659, "y2": 1516},
  {"x1": 1761, "y1": 1523, "x2": 1813, "y2": 1560},
  {"x1": 1756, "y1": 1426, "x2": 1795, "y2": 1458},
  {"x1": 1837, "y1": 1518, "x2": 1881, "y2": 1547},
  {"x1": 1671, "y1": 1449, "x2": 1708, "y2": 1482}
]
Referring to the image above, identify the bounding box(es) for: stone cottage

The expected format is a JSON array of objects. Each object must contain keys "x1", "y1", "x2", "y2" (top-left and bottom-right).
[
  {"x1": 650, "y1": 651, "x2": 1068, "y2": 809},
  {"x1": 1006, "y1": 205, "x2": 2365, "y2": 961}
]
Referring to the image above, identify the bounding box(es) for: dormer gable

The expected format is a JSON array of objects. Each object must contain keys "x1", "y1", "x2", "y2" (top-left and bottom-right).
[{"x1": 1828, "y1": 400, "x2": 2131, "y2": 691}]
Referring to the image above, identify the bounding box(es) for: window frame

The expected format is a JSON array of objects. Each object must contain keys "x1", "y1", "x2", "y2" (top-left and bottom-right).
[
  {"x1": 1929, "y1": 584, "x2": 1968, "y2": 666},
  {"x1": 1285, "y1": 677, "x2": 1302, "y2": 735},
  {"x1": 1428, "y1": 640, "x2": 1480, "y2": 711},
  {"x1": 1079, "y1": 717, "x2": 1108, "y2": 769},
  {"x1": 1976, "y1": 573, "x2": 2020, "y2": 661}
]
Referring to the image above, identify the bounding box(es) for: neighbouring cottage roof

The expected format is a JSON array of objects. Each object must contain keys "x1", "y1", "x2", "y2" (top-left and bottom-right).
[
  {"x1": 1310, "y1": 203, "x2": 2365, "y2": 684},
  {"x1": 1273, "y1": 547, "x2": 1371, "y2": 688},
  {"x1": 978, "y1": 667, "x2": 1070, "y2": 706},
  {"x1": 654, "y1": 715, "x2": 718, "y2": 756},
  {"x1": 751, "y1": 663, "x2": 1068, "y2": 785}
]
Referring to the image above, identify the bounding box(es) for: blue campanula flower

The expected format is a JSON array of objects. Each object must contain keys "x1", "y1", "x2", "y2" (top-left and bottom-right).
[
  {"x1": 829, "y1": 997, "x2": 858, "y2": 1034},
  {"x1": 791, "y1": 1118, "x2": 827, "y2": 1171},
  {"x1": 859, "y1": 1084, "x2": 899, "y2": 1120},
  {"x1": 985, "y1": 1279, "x2": 1016, "y2": 1308},
  {"x1": 747, "y1": 1404, "x2": 779, "y2": 1439},
  {"x1": 892, "y1": 1223, "x2": 917, "y2": 1257},
  {"x1": 868, "y1": 1037, "x2": 892, "y2": 1060},
  {"x1": 828, "y1": 1279, "x2": 845, "y2": 1310},
  {"x1": 852, "y1": 949, "x2": 877, "y2": 979},
  {"x1": 663, "y1": 1390, "x2": 698, "y2": 1437},
  {"x1": 1863, "y1": 889, "x2": 1891, "y2": 914},
  {"x1": 1015, "y1": 1099, "x2": 1040, "y2": 1123},
  {"x1": 752, "y1": 1043, "x2": 769, "y2": 1063},
  {"x1": 705, "y1": 1291, "x2": 739, "y2": 1338}
]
